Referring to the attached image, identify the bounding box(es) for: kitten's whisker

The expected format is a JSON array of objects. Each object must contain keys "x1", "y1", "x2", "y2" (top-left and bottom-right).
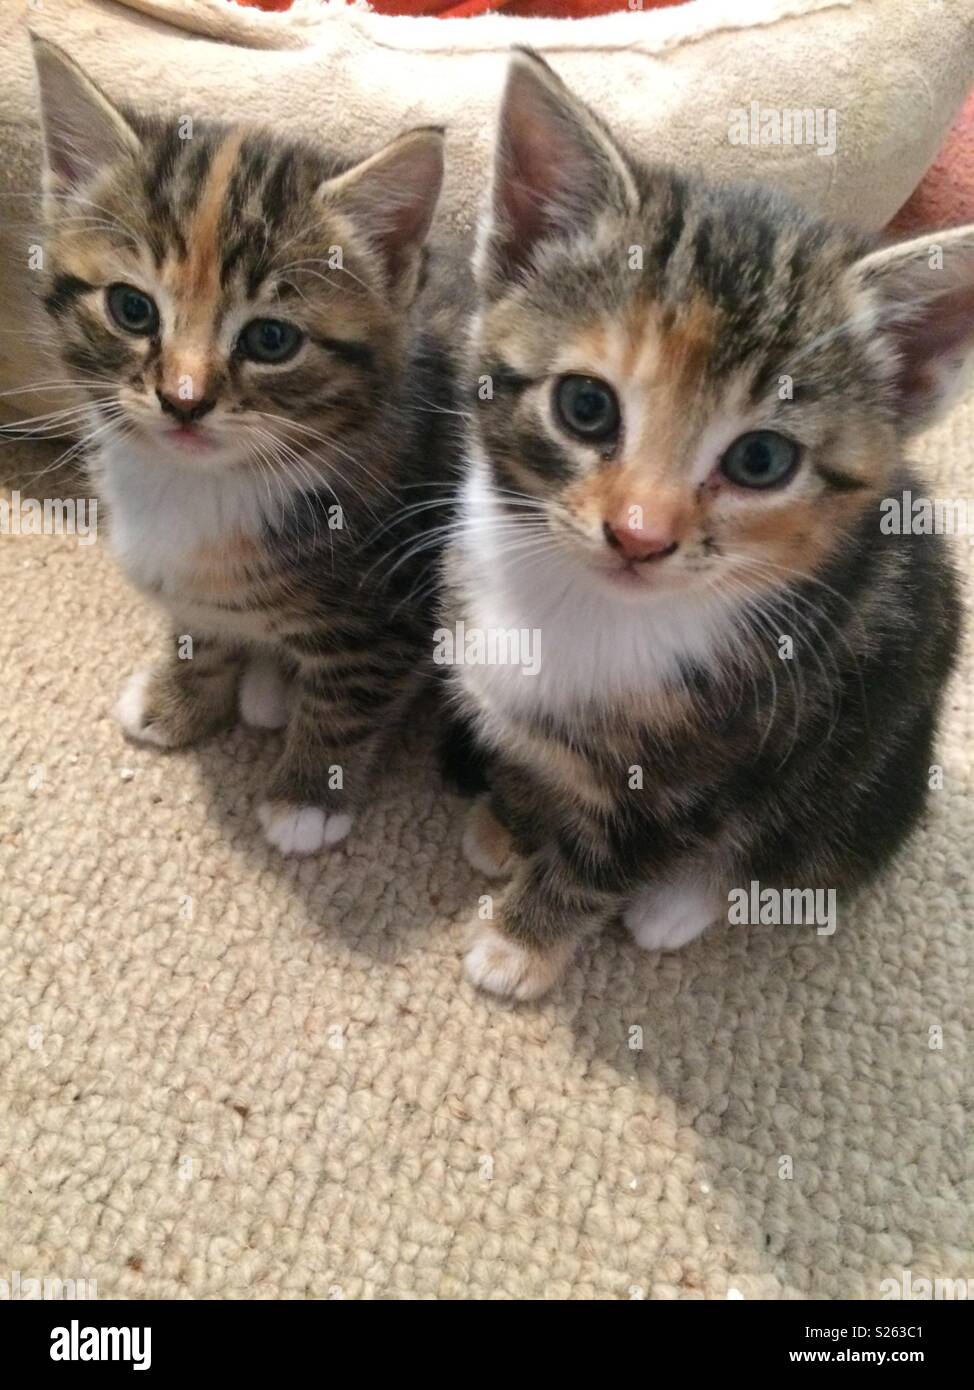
[
  {"x1": 725, "y1": 559, "x2": 866, "y2": 740},
  {"x1": 364, "y1": 517, "x2": 550, "y2": 579},
  {"x1": 719, "y1": 569, "x2": 845, "y2": 762},
  {"x1": 0, "y1": 379, "x2": 115, "y2": 400},
  {"x1": 8, "y1": 408, "x2": 129, "y2": 489},
  {"x1": 244, "y1": 424, "x2": 367, "y2": 555},
  {"x1": 273, "y1": 259, "x2": 372, "y2": 295},
  {"x1": 414, "y1": 395, "x2": 472, "y2": 422},
  {"x1": 720, "y1": 581, "x2": 787, "y2": 756},
  {"x1": 722, "y1": 552, "x2": 868, "y2": 679},
  {"x1": 248, "y1": 409, "x2": 396, "y2": 509},
  {"x1": 38, "y1": 188, "x2": 145, "y2": 249},
  {"x1": 364, "y1": 495, "x2": 540, "y2": 549},
  {"x1": 268, "y1": 212, "x2": 333, "y2": 264},
  {"x1": 364, "y1": 496, "x2": 457, "y2": 543}
]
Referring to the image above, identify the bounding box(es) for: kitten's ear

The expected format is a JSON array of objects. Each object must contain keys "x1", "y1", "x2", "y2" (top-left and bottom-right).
[
  {"x1": 848, "y1": 226, "x2": 974, "y2": 432},
  {"x1": 320, "y1": 128, "x2": 444, "y2": 299},
  {"x1": 31, "y1": 35, "x2": 141, "y2": 198},
  {"x1": 481, "y1": 47, "x2": 639, "y2": 289}
]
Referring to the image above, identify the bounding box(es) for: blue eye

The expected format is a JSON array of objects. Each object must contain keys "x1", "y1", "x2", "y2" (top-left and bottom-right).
[
  {"x1": 107, "y1": 284, "x2": 158, "y2": 336},
  {"x1": 554, "y1": 374, "x2": 620, "y2": 443},
  {"x1": 238, "y1": 318, "x2": 303, "y2": 364},
  {"x1": 720, "y1": 431, "x2": 800, "y2": 489}
]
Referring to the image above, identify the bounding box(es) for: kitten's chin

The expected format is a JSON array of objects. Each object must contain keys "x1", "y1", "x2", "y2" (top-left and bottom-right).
[
  {"x1": 121, "y1": 420, "x2": 249, "y2": 472},
  {"x1": 589, "y1": 558, "x2": 704, "y2": 603},
  {"x1": 160, "y1": 425, "x2": 224, "y2": 457}
]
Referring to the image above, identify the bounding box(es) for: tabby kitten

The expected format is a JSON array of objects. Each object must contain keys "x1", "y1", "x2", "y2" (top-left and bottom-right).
[
  {"x1": 33, "y1": 37, "x2": 459, "y2": 854},
  {"x1": 446, "y1": 51, "x2": 966, "y2": 999}
]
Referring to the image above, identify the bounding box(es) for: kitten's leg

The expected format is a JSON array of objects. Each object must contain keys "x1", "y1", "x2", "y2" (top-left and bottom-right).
[
  {"x1": 116, "y1": 635, "x2": 243, "y2": 748},
  {"x1": 461, "y1": 758, "x2": 552, "y2": 877},
  {"x1": 257, "y1": 662, "x2": 401, "y2": 855},
  {"x1": 464, "y1": 843, "x2": 623, "y2": 1001},
  {"x1": 239, "y1": 653, "x2": 294, "y2": 730},
  {"x1": 461, "y1": 794, "x2": 519, "y2": 879},
  {"x1": 623, "y1": 880, "x2": 722, "y2": 952}
]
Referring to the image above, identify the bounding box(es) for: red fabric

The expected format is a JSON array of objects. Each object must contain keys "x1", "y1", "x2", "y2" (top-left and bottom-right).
[
  {"x1": 889, "y1": 89, "x2": 974, "y2": 234},
  {"x1": 235, "y1": 1, "x2": 684, "y2": 14}
]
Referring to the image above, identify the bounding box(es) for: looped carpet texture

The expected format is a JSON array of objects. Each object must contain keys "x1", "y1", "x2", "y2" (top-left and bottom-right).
[{"x1": 0, "y1": 400, "x2": 971, "y2": 1299}]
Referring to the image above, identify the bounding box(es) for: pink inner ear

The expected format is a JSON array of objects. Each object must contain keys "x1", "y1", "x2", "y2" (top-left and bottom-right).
[
  {"x1": 891, "y1": 281, "x2": 974, "y2": 402},
  {"x1": 498, "y1": 128, "x2": 557, "y2": 255},
  {"x1": 381, "y1": 143, "x2": 443, "y2": 250},
  {"x1": 495, "y1": 75, "x2": 582, "y2": 270},
  {"x1": 49, "y1": 139, "x2": 84, "y2": 189}
]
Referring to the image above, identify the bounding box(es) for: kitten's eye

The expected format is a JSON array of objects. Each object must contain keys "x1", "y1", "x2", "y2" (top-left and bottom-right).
[
  {"x1": 238, "y1": 319, "x2": 303, "y2": 365},
  {"x1": 107, "y1": 284, "x2": 159, "y2": 336},
  {"x1": 554, "y1": 374, "x2": 620, "y2": 443},
  {"x1": 720, "y1": 431, "x2": 800, "y2": 489}
]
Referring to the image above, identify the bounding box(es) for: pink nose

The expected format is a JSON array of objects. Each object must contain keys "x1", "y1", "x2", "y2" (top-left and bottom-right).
[{"x1": 603, "y1": 520, "x2": 678, "y2": 562}]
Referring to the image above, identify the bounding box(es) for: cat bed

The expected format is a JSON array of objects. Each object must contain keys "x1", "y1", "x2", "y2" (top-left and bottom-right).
[{"x1": 1, "y1": 0, "x2": 972, "y2": 424}]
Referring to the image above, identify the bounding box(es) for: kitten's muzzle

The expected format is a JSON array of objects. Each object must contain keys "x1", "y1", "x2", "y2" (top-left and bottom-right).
[
  {"x1": 156, "y1": 389, "x2": 217, "y2": 425},
  {"x1": 603, "y1": 519, "x2": 679, "y2": 564}
]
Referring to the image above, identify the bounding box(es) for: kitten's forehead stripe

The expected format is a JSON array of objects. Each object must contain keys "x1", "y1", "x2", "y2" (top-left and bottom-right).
[
  {"x1": 176, "y1": 139, "x2": 214, "y2": 225},
  {"x1": 261, "y1": 148, "x2": 298, "y2": 229},
  {"x1": 649, "y1": 178, "x2": 687, "y2": 276},
  {"x1": 186, "y1": 132, "x2": 246, "y2": 301}
]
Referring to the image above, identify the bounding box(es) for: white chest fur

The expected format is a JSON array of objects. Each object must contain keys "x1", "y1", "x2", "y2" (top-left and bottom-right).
[
  {"x1": 93, "y1": 435, "x2": 281, "y2": 609},
  {"x1": 454, "y1": 459, "x2": 736, "y2": 729}
]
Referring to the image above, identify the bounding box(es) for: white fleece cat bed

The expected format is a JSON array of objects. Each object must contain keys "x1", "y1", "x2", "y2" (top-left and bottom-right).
[{"x1": 2, "y1": 0, "x2": 973, "y2": 423}]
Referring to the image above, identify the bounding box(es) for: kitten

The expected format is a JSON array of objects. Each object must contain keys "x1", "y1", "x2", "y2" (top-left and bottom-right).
[
  {"x1": 32, "y1": 36, "x2": 460, "y2": 855},
  {"x1": 445, "y1": 51, "x2": 967, "y2": 1000}
]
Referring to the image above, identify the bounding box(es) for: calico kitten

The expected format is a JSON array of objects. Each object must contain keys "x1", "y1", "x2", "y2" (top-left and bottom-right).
[
  {"x1": 32, "y1": 37, "x2": 459, "y2": 854},
  {"x1": 446, "y1": 51, "x2": 966, "y2": 999}
]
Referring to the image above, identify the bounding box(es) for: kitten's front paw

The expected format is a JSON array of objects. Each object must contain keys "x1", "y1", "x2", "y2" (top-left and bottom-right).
[
  {"x1": 239, "y1": 657, "x2": 292, "y2": 730},
  {"x1": 623, "y1": 882, "x2": 718, "y2": 952},
  {"x1": 461, "y1": 795, "x2": 518, "y2": 879},
  {"x1": 257, "y1": 801, "x2": 354, "y2": 855},
  {"x1": 114, "y1": 668, "x2": 181, "y2": 748},
  {"x1": 464, "y1": 921, "x2": 573, "y2": 1001}
]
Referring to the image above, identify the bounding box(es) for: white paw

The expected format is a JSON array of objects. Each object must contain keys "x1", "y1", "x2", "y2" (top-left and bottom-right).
[
  {"x1": 114, "y1": 668, "x2": 173, "y2": 747},
  {"x1": 461, "y1": 795, "x2": 517, "y2": 879},
  {"x1": 239, "y1": 657, "x2": 292, "y2": 730},
  {"x1": 624, "y1": 882, "x2": 718, "y2": 952},
  {"x1": 257, "y1": 801, "x2": 354, "y2": 855},
  {"x1": 463, "y1": 921, "x2": 573, "y2": 1001}
]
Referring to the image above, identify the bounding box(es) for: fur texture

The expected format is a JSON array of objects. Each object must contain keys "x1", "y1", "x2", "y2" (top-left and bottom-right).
[
  {"x1": 32, "y1": 36, "x2": 462, "y2": 853},
  {"x1": 446, "y1": 51, "x2": 967, "y2": 999}
]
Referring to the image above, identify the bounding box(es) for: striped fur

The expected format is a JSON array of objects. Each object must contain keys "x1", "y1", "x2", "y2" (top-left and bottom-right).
[
  {"x1": 33, "y1": 37, "x2": 462, "y2": 853},
  {"x1": 447, "y1": 52, "x2": 967, "y2": 999}
]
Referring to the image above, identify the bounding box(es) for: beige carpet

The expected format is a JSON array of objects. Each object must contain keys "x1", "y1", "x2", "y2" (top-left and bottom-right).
[{"x1": 0, "y1": 402, "x2": 971, "y2": 1302}]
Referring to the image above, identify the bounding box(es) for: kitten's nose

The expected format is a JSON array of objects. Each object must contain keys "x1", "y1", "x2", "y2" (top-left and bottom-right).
[
  {"x1": 156, "y1": 389, "x2": 216, "y2": 425},
  {"x1": 603, "y1": 519, "x2": 679, "y2": 563}
]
